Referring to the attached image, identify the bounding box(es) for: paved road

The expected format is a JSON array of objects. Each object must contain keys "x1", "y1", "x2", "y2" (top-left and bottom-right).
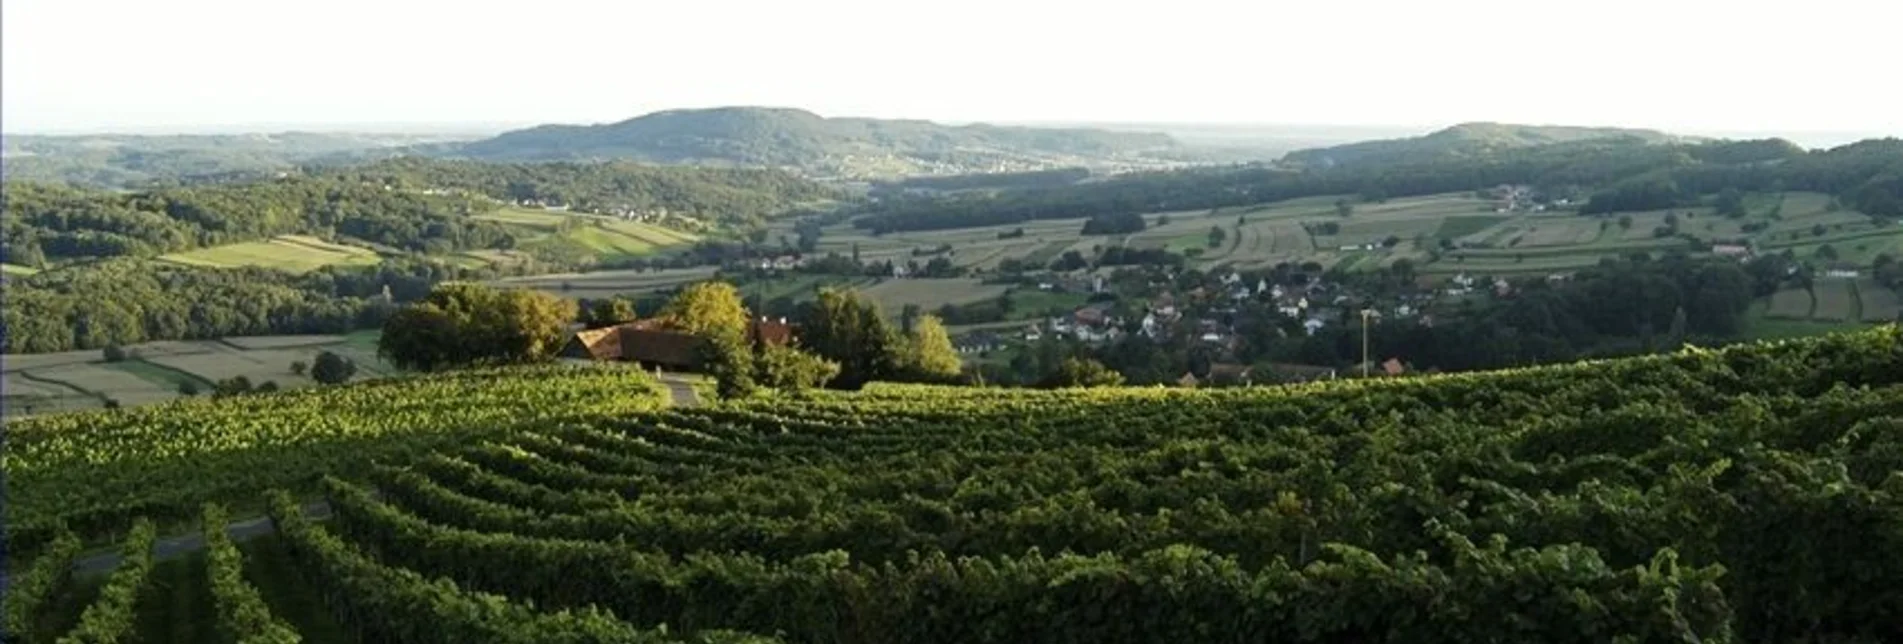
[{"x1": 32, "y1": 371, "x2": 702, "y2": 580}]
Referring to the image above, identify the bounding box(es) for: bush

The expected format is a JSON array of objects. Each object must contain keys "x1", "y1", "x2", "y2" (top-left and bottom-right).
[
  {"x1": 102, "y1": 344, "x2": 128, "y2": 363},
  {"x1": 754, "y1": 343, "x2": 841, "y2": 391}
]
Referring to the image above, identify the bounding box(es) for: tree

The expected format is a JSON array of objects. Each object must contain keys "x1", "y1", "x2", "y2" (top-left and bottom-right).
[
  {"x1": 1618, "y1": 215, "x2": 1633, "y2": 230},
  {"x1": 1715, "y1": 187, "x2": 1747, "y2": 217},
  {"x1": 899, "y1": 314, "x2": 963, "y2": 383},
  {"x1": 1039, "y1": 357, "x2": 1124, "y2": 388},
  {"x1": 701, "y1": 330, "x2": 756, "y2": 399},
  {"x1": 378, "y1": 283, "x2": 576, "y2": 372},
  {"x1": 1816, "y1": 244, "x2": 1839, "y2": 261},
  {"x1": 660, "y1": 281, "x2": 749, "y2": 338},
  {"x1": 311, "y1": 351, "x2": 358, "y2": 385},
  {"x1": 177, "y1": 380, "x2": 200, "y2": 397},
  {"x1": 1335, "y1": 198, "x2": 1354, "y2": 218},
  {"x1": 753, "y1": 342, "x2": 841, "y2": 391},
  {"x1": 583, "y1": 297, "x2": 638, "y2": 329},
  {"x1": 1207, "y1": 226, "x2": 1228, "y2": 248},
  {"x1": 102, "y1": 344, "x2": 127, "y2": 363},
  {"x1": 290, "y1": 360, "x2": 308, "y2": 376},
  {"x1": 213, "y1": 376, "x2": 254, "y2": 398},
  {"x1": 1051, "y1": 250, "x2": 1089, "y2": 272},
  {"x1": 798, "y1": 288, "x2": 901, "y2": 390}
]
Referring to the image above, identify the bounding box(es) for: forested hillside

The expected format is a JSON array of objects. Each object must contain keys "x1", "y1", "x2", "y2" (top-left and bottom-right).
[
  {"x1": 447, "y1": 106, "x2": 1187, "y2": 177},
  {"x1": 5, "y1": 328, "x2": 1900, "y2": 642},
  {"x1": 0, "y1": 131, "x2": 464, "y2": 187},
  {"x1": 855, "y1": 137, "x2": 1903, "y2": 233},
  {"x1": 327, "y1": 157, "x2": 841, "y2": 225},
  {"x1": 1280, "y1": 122, "x2": 1696, "y2": 168}
]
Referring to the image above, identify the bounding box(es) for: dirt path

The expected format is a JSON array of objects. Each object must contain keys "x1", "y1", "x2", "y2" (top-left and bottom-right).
[{"x1": 27, "y1": 376, "x2": 701, "y2": 581}]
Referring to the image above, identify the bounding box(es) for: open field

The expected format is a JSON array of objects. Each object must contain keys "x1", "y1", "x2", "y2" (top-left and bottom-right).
[
  {"x1": 494, "y1": 265, "x2": 721, "y2": 298},
  {"x1": 1766, "y1": 288, "x2": 1817, "y2": 320},
  {"x1": 159, "y1": 235, "x2": 382, "y2": 273},
  {"x1": 860, "y1": 278, "x2": 1011, "y2": 312},
  {"x1": 1860, "y1": 278, "x2": 1900, "y2": 322},
  {"x1": 1811, "y1": 278, "x2": 1860, "y2": 322},
  {"x1": 1, "y1": 334, "x2": 396, "y2": 416},
  {"x1": 4, "y1": 262, "x2": 41, "y2": 276}
]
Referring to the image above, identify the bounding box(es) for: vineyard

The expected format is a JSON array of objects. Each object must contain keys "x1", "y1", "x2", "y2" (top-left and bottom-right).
[{"x1": 6, "y1": 327, "x2": 1903, "y2": 642}]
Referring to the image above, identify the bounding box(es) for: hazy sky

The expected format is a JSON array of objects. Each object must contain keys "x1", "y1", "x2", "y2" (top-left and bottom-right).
[{"x1": 5, "y1": 0, "x2": 1899, "y2": 136}]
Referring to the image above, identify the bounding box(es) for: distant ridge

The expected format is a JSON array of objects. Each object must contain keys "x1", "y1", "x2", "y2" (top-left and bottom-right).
[
  {"x1": 1281, "y1": 122, "x2": 1700, "y2": 168},
  {"x1": 441, "y1": 106, "x2": 1188, "y2": 178}
]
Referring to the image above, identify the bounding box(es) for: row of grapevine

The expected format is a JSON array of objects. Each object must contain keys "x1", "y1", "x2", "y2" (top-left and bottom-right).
[
  {"x1": 260, "y1": 491, "x2": 774, "y2": 644},
  {"x1": 320, "y1": 475, "x2": 1737, "y2": 643},
  {"x1": 53, "y1": 519, "x2": 156, "y2": 643},
  {"x1": 2, "y1": 530, "x2": 82, "y2": 642},
  {"x1": 202, "y1": 504, "x2": 302, "y2": 643},
  {"x1": 3, "y1": 364, "x2": 668, "y2": 550}
]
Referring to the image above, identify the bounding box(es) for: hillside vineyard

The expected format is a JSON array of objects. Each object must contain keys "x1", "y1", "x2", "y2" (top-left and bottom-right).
[{"x1": 6, "y1": 328, "x2": 1902, "y2": 643}]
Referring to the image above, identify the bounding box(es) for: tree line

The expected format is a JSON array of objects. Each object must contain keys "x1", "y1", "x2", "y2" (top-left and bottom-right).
[{"x1": 852, "y1": 137, "x2": 1903, "y2": 233}]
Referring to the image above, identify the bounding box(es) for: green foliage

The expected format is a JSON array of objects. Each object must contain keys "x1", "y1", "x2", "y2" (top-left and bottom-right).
[
  {"x1": 56, "y1": 519, "x2": 157, "y2": 644},
  {"x1": 1039, "y1": 357, "x2": 1125, "y2": 388},
  {"x1": 1, "y1": 258, "x2": 390, "y2": 354},
  {"x1": 203, "y1": 504, "x2": 303, "y2": 644},
  {"x1": 583, "y1": 297, "x2": 639, "y2": 330},
  {"x1": 1080, "y1": 212, "x2": 1145, "y2": 235},
  {"x1": 290, "y1": 360, "x2": 308, "y2": 376},
  {"x1": 660, "y1": 282, "x2": 749, "y2": 338},
  {"x1": 797, "y1": 288, "x2": 901, "y2": 390},
  {"x1": 3, "y1": 365, "x2": 668, "y2": 550},
  {"x1": 311, "y1": 351, "x2": 357, "y2": 385},
  {"x1": 752, "y1": 342, "x2": 840, "y2": 391},
  {"x1": 379, "y1": 283, "x2": 576, "y2": 372},
  {"x1": 703, "y1": 332, "x2": 757, "y2": 400},
  {"x1": 101, "y1": 344, "x2": 128, "y2": 362},
  {"x1": 897, "y1": 314, "x2": 962, "y2": 383},
  {"x1": 2, "y1": 530, "x2": 82, "y2": 642},
  {"x1": 454, "y1": 106, "x2": 1172, "y2": 179},
  {"x1": 263, "y1": 491, "x2": 754, "y2": 643}
]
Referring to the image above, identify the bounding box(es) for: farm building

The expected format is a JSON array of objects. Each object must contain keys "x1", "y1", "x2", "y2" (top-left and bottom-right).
[
  {"x1": 1263, "y1": 363, "x2": 1338, "y2": 383},
  {"x1": 561, "y1": 318, "x2": 795, "y2": 371}
]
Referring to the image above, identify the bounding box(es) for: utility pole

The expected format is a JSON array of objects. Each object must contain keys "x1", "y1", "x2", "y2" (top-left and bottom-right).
[{"x1": 1360, "y1": 308, "x2": 1373, "y2": 378}]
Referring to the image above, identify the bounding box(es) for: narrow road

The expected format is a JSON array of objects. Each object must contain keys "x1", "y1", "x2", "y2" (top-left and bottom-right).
[
  {"x1": 35, "y1": 376, "x2": 700, "y2": 579},
  {"x1": 658, "y1": 373, "x2": 702, "y2": 408}
]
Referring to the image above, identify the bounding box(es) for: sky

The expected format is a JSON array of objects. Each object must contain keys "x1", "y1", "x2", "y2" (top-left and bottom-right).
[{"x1": 5, "y1": 0, "x2": 1900, "y2": 139}]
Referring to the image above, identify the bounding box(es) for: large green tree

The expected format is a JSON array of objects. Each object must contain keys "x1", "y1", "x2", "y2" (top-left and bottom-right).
[
  {"x1": 899, "y1": 314, "x2": 963, "y2": 383},
  {"x1": 377, "y1": 283, "x2": 575, "y2": 371},
  {"x1": 581, "y1": 297, "x2": 638, "y2": 329},
  {"x1": 660, "y1": 281, "x2": 750, "y2": 337},
  {"x1": 798, "y1": 288, "x2": 901, "y2": 390}
]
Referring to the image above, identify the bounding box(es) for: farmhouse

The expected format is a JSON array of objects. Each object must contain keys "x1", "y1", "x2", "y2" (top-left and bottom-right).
[
  {"x1": 561, "y1": 318, "x2": 795, "y2": 371},
  {"x1": 1712, "y1": 244, "x2": 1752, "y2": 259},
  {"x1": 1263, "y1": 362, "x2": 1338, "y2": 382}
]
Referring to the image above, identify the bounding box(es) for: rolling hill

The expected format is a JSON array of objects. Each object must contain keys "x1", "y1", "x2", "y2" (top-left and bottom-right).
[
  {"x1": 443, "y1": 106, "x2": 1191, "y2": 178},
  {"x1": 1280, "y1": 121, "x2": 1700, "y2": 169}
]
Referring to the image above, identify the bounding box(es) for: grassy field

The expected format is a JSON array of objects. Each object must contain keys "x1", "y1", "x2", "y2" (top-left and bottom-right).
[
  {"x1": 1766, "y1": 288, "x2": 1816, "y2": 319},
  {"x1": 3, "y1": 262, "x2": 41, "y2": 276},
  {"x1": 1859, "y1": 278, "x2": 1900, "y2": 322},
  {"x1": 159, "y1": 235, "x2": 382, "y2": 273},
  {"x1": 1811, "y1": 278, "x2": 1860, "y2": 322},
  {"x1": 2, "y1": 333, "x2": 396, "y2": 417}
]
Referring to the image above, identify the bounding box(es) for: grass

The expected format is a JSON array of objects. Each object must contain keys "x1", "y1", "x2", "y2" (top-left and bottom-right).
[
  {"x1": 109, "y1": 358, "x2": 214, "y2": 390},
  {"x1": 3, "y1": 262, "x2": 41, "y2": 276},
  {"x1": 1006, "y1": 289, "x2": 1092, "y2": 317},
  {"x1": 1859, "y1": 278, "x2": 1900, "y2": 322},
  {"x1": 5, "y1": 334, "x2": 397, "y2": 416},
  {"x1": 860, "y1": 278, "x2": 1011, "y2": 313},
  {"x1": 1435, "y1": 215, "x2": 1511, "y2": 239},
  {"x1": 242, "y1": 536, "x2": 354, "y2": 643},
  {"x1": 1812, "y1": 279, "x2": 1860, "y2": 322},
  {"x1": 159, "y1": 236, "x2": 381, "y2": 273},
  {"x1": 1766, "y1": 288, "x2": 1817, "y2": 320},
  {"x1": 1743, "y1": 299, "x2": 1870, "y2": 340}
]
